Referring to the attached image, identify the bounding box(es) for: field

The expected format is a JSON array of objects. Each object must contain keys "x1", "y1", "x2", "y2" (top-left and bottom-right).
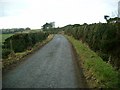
[
  {"x1": 0, "y1": 34, "x2": 14, "y2": 43},
  {"x1": 0, "y1": 30, "x2": 41, "y2": 45}
]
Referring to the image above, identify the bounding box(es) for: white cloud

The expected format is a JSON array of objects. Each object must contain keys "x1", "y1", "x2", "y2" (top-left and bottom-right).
[{"x1": 0, "y1": 0, "x2": 119, "y2": 29}]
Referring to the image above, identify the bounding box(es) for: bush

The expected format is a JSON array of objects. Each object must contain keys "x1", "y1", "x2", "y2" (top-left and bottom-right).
[
  {"x1": 64, "y1": 23, "x2": 120, "y2": 69},
  {"x1": 2, "y1": 49, "x2": 11, "y2": 59},
  {"x1": 2, "y1": 32, "x2": 49, "y2": 53},
  {"x1": 67, "y1": 36, "x2": 119, "y2": 88}
]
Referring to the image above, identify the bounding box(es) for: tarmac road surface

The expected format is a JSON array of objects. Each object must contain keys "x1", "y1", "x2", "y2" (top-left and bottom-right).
[{"x1": 3, "y1": 34, "x2": 86, "y2": 88}]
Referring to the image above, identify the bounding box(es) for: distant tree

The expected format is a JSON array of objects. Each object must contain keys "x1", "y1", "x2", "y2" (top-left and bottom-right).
[
  {"x1": 108, "y1": 17, "x2": 120, "y2": 23},
  {"x1": 19, "y1": 28, "x2": 24, "y2": 32},
  {"x1": 104, "y1": 15, "x2": 110, "y2": 23},
  {"x1": 73, "y1": 24, "x2": 80, "y2": 27},
  {"x1": 25, "y1": 27, "x2": 31, "y2": 30},
  {"x1": 50, "y1": 22, "x2": 55, "y2": 28},
  {"x1": 83, "y1": 23, "x2": 88, "y2": 25},
  {"x1": 42, "y1": 22, "x2": 55, "y2": 30}
]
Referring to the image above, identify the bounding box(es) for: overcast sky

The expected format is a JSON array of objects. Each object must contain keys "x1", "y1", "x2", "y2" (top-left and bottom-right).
[{"x1": 0, "y1": 0, "x2": 119, "y2": 29}]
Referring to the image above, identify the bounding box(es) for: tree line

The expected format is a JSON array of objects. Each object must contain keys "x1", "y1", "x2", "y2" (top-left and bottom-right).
[{"x1": 1, "y1": 27, "x2": 31, "y2": 34}]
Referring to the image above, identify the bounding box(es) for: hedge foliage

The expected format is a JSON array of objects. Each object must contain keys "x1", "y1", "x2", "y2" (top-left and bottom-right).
[
  {"x1": 63, "y1": 23, "x2": 120, "y2": 69},
  {"x1": 67, "y1": 36, "x2": 119, "y2": 88},
  {"x1": 2, "y1": 32, "x2": 49, "y2": 58},
  {"x1": 2, "y1": 49, "x2": 11, "y2": 59}
]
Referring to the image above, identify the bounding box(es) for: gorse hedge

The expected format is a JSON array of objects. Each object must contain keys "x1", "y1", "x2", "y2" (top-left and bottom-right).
[
  {"x1": 2, "y1": 32, "x2": 49, "y2": 58},
  {"x1": 63, "y1": 23, "x2": 120, "y2": 69}
]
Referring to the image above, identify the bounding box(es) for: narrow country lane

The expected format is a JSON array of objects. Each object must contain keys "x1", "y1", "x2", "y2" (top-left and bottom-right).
[{"x1": 3, "y1": 34, "x2": 86, "y2": 88}]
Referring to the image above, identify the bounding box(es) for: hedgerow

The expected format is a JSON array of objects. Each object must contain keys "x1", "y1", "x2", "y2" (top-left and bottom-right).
[
  {"x1": 2, "y1": 32, "x2": 49, "y2": 58},
  {"x1": 67, "y1": 36, "x2": 119, "y2": 88},
  {"x1": 63, "y1": 23, "x2": 120, "y2": 69}
]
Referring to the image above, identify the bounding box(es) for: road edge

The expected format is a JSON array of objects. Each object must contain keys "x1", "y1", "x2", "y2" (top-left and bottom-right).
[
  {"x1": 3, "y1": 34, "x2": 54, "y2": 73},
  {"x1": 64, "y1": 35, "x2": 89, "y2": 88}
]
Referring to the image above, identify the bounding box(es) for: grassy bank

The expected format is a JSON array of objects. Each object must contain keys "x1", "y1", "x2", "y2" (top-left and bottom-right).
[
  {"x1": 66, "y1": 35, "x2": 119, "y2": 88},
  {"x1": 2, "y1": 34, "x2": 54, "y2": 70}
]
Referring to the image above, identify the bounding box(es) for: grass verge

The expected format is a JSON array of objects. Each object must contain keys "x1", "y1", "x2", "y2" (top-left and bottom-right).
[
  {"x1": 66, "y1": 35, "x2": 119, "y2": 88},
  {"x1": 2, "y1": 34, "x2": 54, "y2": 71}
]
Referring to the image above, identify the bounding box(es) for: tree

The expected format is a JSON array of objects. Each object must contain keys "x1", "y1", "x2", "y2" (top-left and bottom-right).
[
  {"x1": 25, "y1": 27, "x2": 31, "y2": 30},
  {"x1": 104, "y1": 15, "x2": 109, "y2": 23},
  {"x1": 42, "y1": 22, "x2": 55, "y2": 30}
]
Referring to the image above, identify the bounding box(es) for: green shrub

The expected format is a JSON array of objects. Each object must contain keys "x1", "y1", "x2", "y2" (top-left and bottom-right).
[
  {"x1": 64, "y1": 23, "x2": 120, "y2": 69},
  {"x1": 2, "y1": 49, "x2": 11, "y2": 59},
  {"x1": 67, "y1": 36, "x2": 119, "y2": 88},
  {"x1": 2, "y1": 32, "x2": 49, "y2": 53}
]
